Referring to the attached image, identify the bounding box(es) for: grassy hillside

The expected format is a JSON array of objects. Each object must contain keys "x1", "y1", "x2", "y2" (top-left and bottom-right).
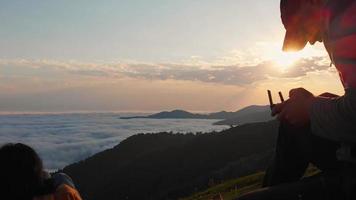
[
  {"x1": 181, "y1": 172, "x2": 264, "y2": 200},
  {"x1": 181, "y1": 165, "x2": 320, "y2": 200}
]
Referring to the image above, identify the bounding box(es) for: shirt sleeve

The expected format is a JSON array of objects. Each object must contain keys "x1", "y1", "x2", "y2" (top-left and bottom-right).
[
  {"x1": 309, "y1": 88, "x2": 356, "y2": 143},
  {"x1": 52, "y1": 173, "x2": 76, "y2": 189},
  {"x1": 55, "y1": 184, "x2": 82, "y2": 200}
]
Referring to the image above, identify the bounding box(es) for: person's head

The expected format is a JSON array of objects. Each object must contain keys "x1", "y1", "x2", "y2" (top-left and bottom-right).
[
  {"x1": 281, "y1": 0, "x2": 326, "y2": 51},
  {"x1": 0, "y1": 143, "x2": 49, "y2": 200}
]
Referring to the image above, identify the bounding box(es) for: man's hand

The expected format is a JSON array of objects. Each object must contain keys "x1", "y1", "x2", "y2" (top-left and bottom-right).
[{"x1": 272, "y1": 88, "x2": 315, "y2": 127}]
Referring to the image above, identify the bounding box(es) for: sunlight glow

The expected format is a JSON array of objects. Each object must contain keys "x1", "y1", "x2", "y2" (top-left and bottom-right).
[
  {"x1": 257, "y1": 42, "x2": 327, "y2": 69},
  {"x1": 272, "y1": 52, "x2": 303, "y2": 68}
]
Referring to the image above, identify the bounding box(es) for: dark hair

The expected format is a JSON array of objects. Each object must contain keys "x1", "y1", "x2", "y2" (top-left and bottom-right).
[{"x1": 0, "y1": 143, "x2": 55, "y2": 200}]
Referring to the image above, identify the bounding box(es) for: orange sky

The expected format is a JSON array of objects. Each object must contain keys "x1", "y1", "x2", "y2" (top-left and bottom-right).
[{"x1": 0, "y1": 1, "x2": 346, "y2": 112}]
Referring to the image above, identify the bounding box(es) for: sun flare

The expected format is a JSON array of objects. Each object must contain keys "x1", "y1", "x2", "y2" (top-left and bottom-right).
[
  {"x1": 258, "y1": 42, "x2": 326, "y2": 69},
  {"x1": 272, "y1": 52, "x2": 303, "y2": 68}
]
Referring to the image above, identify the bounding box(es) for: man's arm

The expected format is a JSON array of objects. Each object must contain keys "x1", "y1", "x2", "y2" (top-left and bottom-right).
[{"x1": 310, "y1": 88, "x2": 356, "y2": 143}]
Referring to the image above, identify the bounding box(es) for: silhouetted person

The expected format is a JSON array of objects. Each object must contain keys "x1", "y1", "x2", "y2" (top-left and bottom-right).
[
  {"x1": 0, "y1": 143, "x2": 82, "y2": 200},
  {"x1": 238, "y1": 0, "x2": 356, "y2": 199}
]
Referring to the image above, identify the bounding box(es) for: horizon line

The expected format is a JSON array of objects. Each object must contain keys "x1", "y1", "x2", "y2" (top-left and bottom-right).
[{"x1": 0, "y1": 104, "x2": 269, "y2": 116}]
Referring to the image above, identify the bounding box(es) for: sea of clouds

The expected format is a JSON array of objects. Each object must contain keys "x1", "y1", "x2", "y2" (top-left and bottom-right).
[{"x1": 0, "y1": 113, "x2": 227, "y2": 170}]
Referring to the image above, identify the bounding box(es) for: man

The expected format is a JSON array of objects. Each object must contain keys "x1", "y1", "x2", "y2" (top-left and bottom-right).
[{"x1": 238, "y1": 0, "x2": 356, "y2": 199}]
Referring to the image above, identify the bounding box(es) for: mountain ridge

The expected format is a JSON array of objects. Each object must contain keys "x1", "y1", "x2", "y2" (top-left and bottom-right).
[{"x1": 120, "y1": 105, "x2": 273, "y2": 126}]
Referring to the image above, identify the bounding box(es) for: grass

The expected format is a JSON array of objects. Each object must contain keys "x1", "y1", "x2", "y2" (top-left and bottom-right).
[
  {"x1": 181, "y1": 172, "x2": 264, "y2": 200},
  {"x1": 181, "y1": 165, "x2": 320, "y2": 200}
]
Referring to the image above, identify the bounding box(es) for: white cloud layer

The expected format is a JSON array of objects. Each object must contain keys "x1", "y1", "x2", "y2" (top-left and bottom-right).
[{"x1": 0, "y1": 113, "x2": 227, "y2": 169}]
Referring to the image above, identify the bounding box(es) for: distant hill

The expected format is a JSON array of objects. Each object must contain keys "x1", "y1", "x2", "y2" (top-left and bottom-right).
[
  {"x1": 214, "y1": 105, "x2": 273, "y2": 126},
  {"x1": 121, "y1": 105, "x2": 273, "y2": 126},
  {"x1": 121, "y1": 109, "x2": 214, "y2": 119},
  {"x1": 62, "y1": 120, "x2": 279, "y2": 200}
]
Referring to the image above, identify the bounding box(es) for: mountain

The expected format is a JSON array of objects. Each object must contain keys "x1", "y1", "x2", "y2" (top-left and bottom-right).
[
  {"x1": 226, "y1": 105, "x2": 270, "y2": 117},
  {"x1": 120, "y1": 109, "x2": 230, "y2": 119},
  {"x1": 149, "y1": 109, "x2": 205, "y2": 118},
  {"x1": 208, "y1": 110, "x2": 245, "y2": 119},
  {"x1": 62, "y1": 120, "x2": 279, "y2": 200},
  {"x1": 120, "y1": 109, "x2": 209, "y2": 119},
  {"x1": 214, "y1": 105, "x2": 273, "y2": 126},
  {"x1": 214, "y1": 111, "x2": 273, "y2": 125},
  {"x1": 120, "y1": 105, "x2": 272, "y2": 125}
]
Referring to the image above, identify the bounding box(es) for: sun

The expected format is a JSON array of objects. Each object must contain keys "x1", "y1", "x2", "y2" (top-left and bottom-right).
[
  {"x1": 255, "y1": 41, "x2": 327, "y2": 70},
  {"x1": 257, "y1": 42, "x2": 316, "y2": 69},
  {"x1": 272, "y1": 52, "x2": 302, "y2": 68}
]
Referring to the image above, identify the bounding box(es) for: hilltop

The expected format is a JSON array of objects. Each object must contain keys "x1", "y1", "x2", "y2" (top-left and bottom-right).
[{"x1": 63, "y1": 120, "x2": 279, "y2": 200}]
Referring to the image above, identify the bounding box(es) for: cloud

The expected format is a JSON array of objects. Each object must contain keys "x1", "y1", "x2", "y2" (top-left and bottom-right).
[
  {"x1": 0, "y1": 114, "x2": 226, "y2": 169},
  {"x1": 0, "y1": 56, "x2": 339, "y2": 113},
  {"x1": 0, "y1": 57, "x2": 331, "y2": 86}
]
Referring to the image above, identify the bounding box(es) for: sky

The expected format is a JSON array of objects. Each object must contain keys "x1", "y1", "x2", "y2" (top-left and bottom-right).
[{"x1": 0, "y1": 0, "x2": 345, "y2": 112}]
